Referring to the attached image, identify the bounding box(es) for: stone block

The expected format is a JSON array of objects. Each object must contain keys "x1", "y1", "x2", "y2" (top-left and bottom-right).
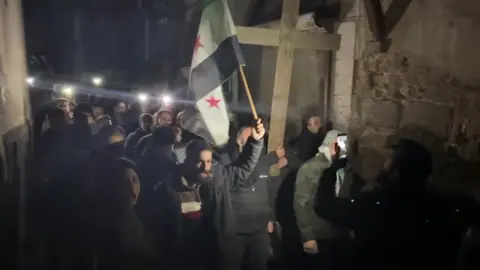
[
  {"x1": 400, "y1": 102, "x2": 452, "y2": 139},
  {"x1": 363, "y1": 41, "x2": 382, "y2": 58},
  {"x1": 359, "y1": 127, "x2": 395, "y2": 150},
  {"x1": 361, "y1": 99, "x2": 400, "y2": 129},
  {"x1": 371, "y1": 73, "x2": 389, "y2": 86}
]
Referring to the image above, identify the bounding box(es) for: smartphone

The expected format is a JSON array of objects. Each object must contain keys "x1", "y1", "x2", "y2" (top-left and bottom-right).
[{"x1": 336, "y1": 133, "x2": 347, "y2": 158}]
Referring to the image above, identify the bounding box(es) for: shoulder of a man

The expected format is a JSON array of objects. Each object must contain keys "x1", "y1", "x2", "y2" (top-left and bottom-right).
[
  {"x1": 211, "y1": 163, "x2": 229, "y2": 190},
  {"x1": 299, "y1": 155, "x2": 330, "y2": 176}
]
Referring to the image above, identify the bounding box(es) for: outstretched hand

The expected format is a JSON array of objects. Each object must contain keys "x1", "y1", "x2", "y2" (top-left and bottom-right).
[{"x1": 251, "y1": 118, "x2": 266, "y2": 140}]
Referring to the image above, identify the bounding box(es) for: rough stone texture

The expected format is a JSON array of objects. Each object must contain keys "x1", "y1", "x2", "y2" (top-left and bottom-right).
[
  {"x1": 401, "y1": 102, "x2": 452, "y2": 138},
  {"x1": 350, "y1": 51, "x2": 480, "y2": 191},
  {"x1": 349, "y1": 0, "x2": 480, "y2": 195},
  {"x1": 361, "y1": 99, "x2": 399, "y2": 129}
]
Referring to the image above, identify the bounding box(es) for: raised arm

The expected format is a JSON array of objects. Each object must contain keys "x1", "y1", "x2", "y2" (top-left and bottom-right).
[
  {"x1": 222, "y1": 137, "x2": 264, "y2": 189},
  {"x1": 222, "y1": 119, "x2": 266, "y2": 189}
]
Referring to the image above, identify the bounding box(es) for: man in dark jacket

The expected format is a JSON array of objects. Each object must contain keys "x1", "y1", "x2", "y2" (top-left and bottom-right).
[
  {"x1": 289, "y1": 115, "x2": 325, "y2": 162},
  {"x1": 150, "y1": 119, "x2": 265, "y2": 270},
  {"x1": 220, "y1": 126, "x2": 282, "y2": 270},
  {"x1": 124, "y1": 113, "x2": 154, "y2": 159},
  {"x1": 135, "y1": 126, "x2": 177, "y2": 222}
]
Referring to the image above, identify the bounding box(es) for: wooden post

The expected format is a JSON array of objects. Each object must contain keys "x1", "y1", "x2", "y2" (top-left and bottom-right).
[
  {"x1": 267, "y1": 0, "x2": 300, "y2": 152},
  {"x1": 234, "y1": 3, "x2": 341, "y2": 151}
]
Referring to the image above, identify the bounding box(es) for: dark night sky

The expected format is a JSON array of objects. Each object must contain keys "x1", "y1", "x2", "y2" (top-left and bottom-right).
[
  {"x1": 22, "y1": 0, "x2": 172, "y2": 83},
  {"x1": 21, "y1": 0, "x2": 327, "y2": 83}
]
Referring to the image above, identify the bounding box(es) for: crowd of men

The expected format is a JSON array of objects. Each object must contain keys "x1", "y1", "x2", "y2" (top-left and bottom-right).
[{"x1": 30, "y1": 97, "x2": 480, "y2": 270}]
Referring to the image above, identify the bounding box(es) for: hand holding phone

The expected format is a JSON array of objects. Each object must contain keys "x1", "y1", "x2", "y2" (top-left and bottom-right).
[{"x1": 336, "y1": 133, "x2": 347, "y2": 158}]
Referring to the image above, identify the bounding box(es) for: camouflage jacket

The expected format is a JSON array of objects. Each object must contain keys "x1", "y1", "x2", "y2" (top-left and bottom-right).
[{"x1": 294, "y1": 154, "x2": 341, "y2": 242}]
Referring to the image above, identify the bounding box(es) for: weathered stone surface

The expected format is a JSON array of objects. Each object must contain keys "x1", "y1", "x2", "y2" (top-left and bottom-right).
[
  {"x1": 401, "y1": 102, "x2": 452, "y2": 138},
  {"x1": 352, "y1": 52, "x2": 480, "y2": 190},
  {"x1": 354, "y1": 146, "x2": 389, "y2": 183},
  {"x1": 358, "y1": 127, "x2": 395, "y2": 150},
  {"x1": 361, "y1": 99, "x2": 399, "y2": 129}
]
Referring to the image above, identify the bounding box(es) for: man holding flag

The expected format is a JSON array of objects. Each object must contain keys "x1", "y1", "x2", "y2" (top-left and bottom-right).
[{"x1": 148, "y1": 1, "x2": 269, "y2": 270}]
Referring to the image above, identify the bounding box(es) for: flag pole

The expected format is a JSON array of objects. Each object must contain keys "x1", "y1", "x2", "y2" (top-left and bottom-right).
[{"x1": 239, "y1": 65, "x2": 259, "y2": 120}]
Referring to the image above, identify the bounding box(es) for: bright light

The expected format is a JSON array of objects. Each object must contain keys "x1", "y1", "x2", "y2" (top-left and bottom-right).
[
  {"x1": 137, "y1": 93, "x2": 148, "y2": 103},
  {"x1": 162, "y1": 95, "x2": 172, "y2": 104},
  {"x1": 91, "y1": 76, "x2": 103, "y2": 86},
  {"x1": 62, "y1": 86, "x2": 74, "y2": 96},
  {"x1": 26, "y1": 77, "x2": 35, "y2": 85}
]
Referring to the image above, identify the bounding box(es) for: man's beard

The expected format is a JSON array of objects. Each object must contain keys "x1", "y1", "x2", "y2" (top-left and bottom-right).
[{"x1": 187, "y1": 169, "x2": 213, "y2": 184}]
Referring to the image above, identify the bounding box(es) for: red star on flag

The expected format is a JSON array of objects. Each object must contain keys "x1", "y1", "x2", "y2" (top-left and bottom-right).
[
  {"x1": 194, "y1": 36, "x2": 203, "y2": 54},
  {"x1": 205, "y1": 96, "x2": 221, "y2": 108}
]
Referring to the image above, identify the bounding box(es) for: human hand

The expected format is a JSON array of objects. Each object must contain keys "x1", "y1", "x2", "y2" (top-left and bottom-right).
[
  {"x1": 303, "y1": 240, "x2": 319, "y2": 254},
  {"x1": 277, "y1": 157, "x2": 288, "y2": 169},
  {"x1": 275, "y1": 144, "x2": 285, "y2": 159},
  {"x1": 251, "y1": 118, "x2": 265, "y2": 140},
  {"x1": 268, "y1": 221, "x2": 275, "y2": 233}
]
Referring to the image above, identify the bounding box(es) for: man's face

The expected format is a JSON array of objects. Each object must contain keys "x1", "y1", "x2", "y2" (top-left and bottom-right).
[
  {"x1": 87, "y1": 114, "x2": 94, "y2": 125},
  {"x1": 307, "y1": 116, "x2": 322, "y2": 134},
  {"x1": 57, "y1": 101, "x2": 70, "y2": 112},
  {"x1": 191, "y1": 150, "x2": 213, "y2": 178},
  {"x1": 94, "y1": 107, "x2": 104, "y2": 118},
  {"x1": 176, "y1": 113, "x2": 185, "y2": 128},
  {"x1": 140, "y1": 119, "x2": 153, "y2": 132},
  {"x1": 115, "y1": 102, "x2": 127, "y2": 114},
  {"x1": 157, "y1": 112, "x2": 173, "y2": 127},
  {"x1": 126, "y1": 168, "x2": 140, "y2": 205}
]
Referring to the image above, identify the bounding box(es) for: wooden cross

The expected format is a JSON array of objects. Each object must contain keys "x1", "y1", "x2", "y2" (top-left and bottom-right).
[{"x1": 235, "y1": 0, "x2": 341, "y2": 151}]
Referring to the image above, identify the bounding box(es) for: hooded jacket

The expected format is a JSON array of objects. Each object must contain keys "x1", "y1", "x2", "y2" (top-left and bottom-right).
[{"x1": 294, "y1": 130, "x2": 350, "y2": 242}]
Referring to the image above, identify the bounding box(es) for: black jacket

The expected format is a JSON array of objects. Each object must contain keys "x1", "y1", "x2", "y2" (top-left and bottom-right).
[
  {"x1": 125, "y1": 128, "x2": 149, "y2": 159},
  {"x1": 230, "y1": 146, "x2": 279, "y2": 233},
  {"x1": 289, "y1": 129, "x2": 325, "y2": 162},
  {"x1": 147, "y1": 137, "x2": 263, "y2": 269}
]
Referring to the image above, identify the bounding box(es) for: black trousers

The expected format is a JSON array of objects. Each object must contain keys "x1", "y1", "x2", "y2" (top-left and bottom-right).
[{"x1": 221, "y1": 230, "x2": 271, "y2": 270}]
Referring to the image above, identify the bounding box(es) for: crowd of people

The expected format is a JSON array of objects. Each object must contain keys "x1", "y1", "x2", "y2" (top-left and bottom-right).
[{"x1": 29, "y1": 97, "x2": 480, "y2": 270}]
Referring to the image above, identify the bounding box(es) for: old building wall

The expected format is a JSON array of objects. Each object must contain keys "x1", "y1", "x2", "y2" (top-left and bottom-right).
[
  {"x1": 350, "y1": 0, "x2": 480, "y2": 196},
  {"x1": 329, "y1": 0, "x2": 360, "y2": 132}
]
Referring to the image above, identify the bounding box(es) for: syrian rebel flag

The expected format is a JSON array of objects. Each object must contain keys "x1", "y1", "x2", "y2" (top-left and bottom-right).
[{"x1": 187, "y1": 0, "x2": 245, "y2": 146}]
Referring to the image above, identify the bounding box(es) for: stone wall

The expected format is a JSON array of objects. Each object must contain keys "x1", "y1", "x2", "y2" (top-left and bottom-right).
[
  {"x1": 349, "y1": 0, "x2": 480, "y2": 197},
  {"x1": 350, "y1": 53, "x2": 480, "y2": 189}
]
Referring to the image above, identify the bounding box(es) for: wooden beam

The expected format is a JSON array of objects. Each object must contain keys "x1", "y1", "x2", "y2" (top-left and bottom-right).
[
  {"x1": 236, "y1": 27, "x2": 280, "y2": 47},
  {"x1": 363, "y1": 0, "x2": 385, "y2": 42},
  {"x1": 292, "y1": 31, "x2": 341, "y2": 50},
  {"x1": 236, "y1": 26, "x2": 341, "y2": 50},
  {"x1": 267, "y1": 0, "x2": 300, "y2": 151},
  {"x1": 383, "y1": 0, "x2": 412, "y2": 36}
]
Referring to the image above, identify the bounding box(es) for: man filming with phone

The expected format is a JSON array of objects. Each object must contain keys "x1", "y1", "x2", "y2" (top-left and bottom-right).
[{"x1": 293, "y1": 130, "x2": 350, "y2": 269}]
